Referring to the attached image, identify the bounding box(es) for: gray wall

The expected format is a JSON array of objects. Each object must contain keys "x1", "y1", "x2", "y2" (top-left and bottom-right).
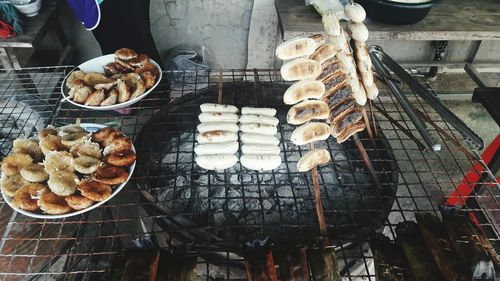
[{"x1": 56, "y1": 1, "x2": 500, "y2": 69}]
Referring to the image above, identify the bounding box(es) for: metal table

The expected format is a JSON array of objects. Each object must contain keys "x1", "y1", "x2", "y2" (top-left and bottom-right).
[{"x1": 0, "y1": 67, "x2": 498, "y2": 280}]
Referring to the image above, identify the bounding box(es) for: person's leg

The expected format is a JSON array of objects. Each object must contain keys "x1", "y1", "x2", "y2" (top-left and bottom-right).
[{"x1": 91, "y1": 0, "x2": 162, "y2": 64}]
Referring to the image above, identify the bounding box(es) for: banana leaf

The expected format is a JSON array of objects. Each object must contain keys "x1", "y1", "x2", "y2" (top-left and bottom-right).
[
  {"x1": 441, "y1": 212, "x2": 496, "y2": 280},
  {"x1": 396, "y1": 221, "x2": 443, "y2": 281},
  {"x1": 307, "y1": 238, "x2": 341, "y2": 281},
  {"x1": 369, "y1": 233, "x2": 410, "y2": 281},
  {"x1": 279, "y1": 246, "x2": 310, "y2": 281},
  {"x1": 416, "y1": 213, "x2": 470, "y2": 281},
  {"x1": 156, "y1": 250, "x2": 198, "y2": 281}
]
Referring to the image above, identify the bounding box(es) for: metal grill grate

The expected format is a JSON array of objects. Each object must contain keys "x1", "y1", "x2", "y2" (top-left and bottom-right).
[{"x1": 0, "y1": 68, "x2": 497, "y2": 280}]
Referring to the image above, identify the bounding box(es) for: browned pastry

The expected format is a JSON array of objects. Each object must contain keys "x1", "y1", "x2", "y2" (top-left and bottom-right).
[
  {"x1": 104, "y1": 62, "x2": 121, "y2": 76},
  {"x1": 105, "y1": 151, "x2": 136, "y2": 167},
  {"x1": 91, "y1": 127, "x2": 116, "y2": 145},
  {"x1": 316, "y1": 59, "x2": 341, "y2": 81},
  {"x1": 102, "y1": 130, "x2": 122, "y2": 147},
  {"x1": 11, "y1": 183, "x2": 45, "y2": 211},
  {"x1": 114, "y1": 48, "x2": 138, "y2": 61},
  {"x1": 116, "y1": 79, "x2": 131, "y2": 103},
  {"x1": 100, "y1": 88, "x2": 118, "y2": 106},
  {"x1": 70, "y1": 84, "x2": 93, "y2": 104},
  {"x1": 134, "y1": 62, "x2": 159, "y2": 78},
  {"x1": 129, "y1": 54, "x2": 149, "y2": 67},
  {"x1": 39, "y1": 192, "x2": 73, "y2": 214},
  {"x1": 84, "y1": 89, "x2": 106, "y2": 106},
  {"x1": 65, "y1": 194, "x2": 95, "y2": 210},
  {"x1": 83, "y1": 72, "x2": 114, "y2": 87},
  {"x1": 38, "y1": 127, "x2": 58, "y2": 140},
  {"x1": 79, "y1": 180, "x2": 112, "y2": 201},
  {"x1": 95, "y1": 165, "x2": 129, "y2": 185},
  {"x1": 140, "y1": 71, "x2": 156, "y2": 89},
  {"x1": 1, "y1": 153, "x2": 33, "y2": 176},
  {"x1": 103, "y1": 136, "x2": 133, "y2": 155},
  {"x1": 39, "y1": 135, "x2": 67, "y2": 155},
  {"x1": 334, "y1": 121, "x2": 366, "y2": 144},
  {"x1": 94, "y1": 80, "x2": 117, "y2": 90},
  {"x1": 115, "y1": 58, "x2": 135, "y2": 72}
]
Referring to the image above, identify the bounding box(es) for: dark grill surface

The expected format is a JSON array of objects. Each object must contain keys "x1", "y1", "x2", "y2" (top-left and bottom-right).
[{"x1": 0, "y1": 68, "x2": 497, "y2": 280}]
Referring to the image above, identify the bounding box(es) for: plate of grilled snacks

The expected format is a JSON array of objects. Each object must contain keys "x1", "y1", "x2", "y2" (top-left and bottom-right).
[
  {"x1": 0, "y1": 122, "x2": 136, "y2": 219},
  {"x1": 61, "y1": 48, "x2": 162, "y2": 110}
]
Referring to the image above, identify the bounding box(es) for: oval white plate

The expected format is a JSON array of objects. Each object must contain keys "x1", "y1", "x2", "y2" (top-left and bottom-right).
[
  {"x1": 61, "y1": 54, "x2": 162, "y2": 111},
  {"x1": 1, "y1": 123, "x2": 136, "y2": 219}
]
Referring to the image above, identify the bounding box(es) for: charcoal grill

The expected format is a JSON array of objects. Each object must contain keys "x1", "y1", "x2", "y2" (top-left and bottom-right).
[{"x1": 0, "y1": 67, "x2": 498, "y2": 280}]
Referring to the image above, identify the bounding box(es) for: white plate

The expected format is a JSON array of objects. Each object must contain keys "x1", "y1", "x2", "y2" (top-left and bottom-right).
[
  {"x1": 61, "y1": 54, "x2": 162, "y2": 111},
  {"x1": 1, "y1": 123, "x2": 136, "y2": 219}
]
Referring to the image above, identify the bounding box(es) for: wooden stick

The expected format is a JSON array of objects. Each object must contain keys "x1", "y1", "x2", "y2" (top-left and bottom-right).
[
  {"x1": 217, "y1": 68, "x2": 223, "y2": 104},
  {"x1": 309, "y1": 143, "x2": 328, "y2": 241},
  {"x1": 361, "y1": 107, "x2": 376, "y2": 147},
  {"x1": 352, "y1": 133, "x2": 383, "y2": 191},
  {"x1": 368, "y1": 99, "x2": 378, "y2": 137}
]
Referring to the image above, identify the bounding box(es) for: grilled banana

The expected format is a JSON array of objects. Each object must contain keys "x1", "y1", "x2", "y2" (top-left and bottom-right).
[
  {"x1": 297, "y1": 149, "x2": 331, "y2": 172},
  {"x1": 194, "y1": 142, "x2": 239, "y2": 156},
  {"x1": 287, "y1": 100, "x2": 329, "y2": 125},
  {"x1": 240, "y1": 123, "x2": 277, "y2": 136},
  {"x1": 275, "y1": 37, "x2": 317, "y2": 60},
  {"x1": 280, "y1": 59, "x2": 322, "y2": 81},
  {"x1": 291, "y1": 122, "x2": 330, "y2": 146},
  {"x1": 198, "y1": 112, "x2": 239, "y2": 123},
  {"x1": 283, "y1": 80, "x2": 325, "y2": 105},
  {"x1": 195, "y1": 154, "x2": 238, "y2": 170},
  {"x1": 240, "y1": 154, "x2": 281, "y2": 171},
  {"x1": 200, "y1": 103, "x2": 238, "y2": 113}
]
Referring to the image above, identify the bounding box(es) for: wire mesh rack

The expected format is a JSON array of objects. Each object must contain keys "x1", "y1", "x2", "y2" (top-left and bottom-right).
[{"x1": 0, "y1": 67, "x2": 497, "y2": 280}]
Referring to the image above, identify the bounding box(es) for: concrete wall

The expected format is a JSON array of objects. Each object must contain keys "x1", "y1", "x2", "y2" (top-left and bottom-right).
[
  {"x1": 51, "y1": 1, "x2": 500, "y2": 69},
  {"x1": 58, "y1": 0, "x2": 254, "y2": 69}
]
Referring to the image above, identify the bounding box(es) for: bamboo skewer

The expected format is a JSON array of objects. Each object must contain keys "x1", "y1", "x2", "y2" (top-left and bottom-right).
[
  {"x1": 352, "y1": 133, "x2": 383, "y2": 191},
  {"x1": 361, "y1": 107, "x2": 376, "y2": 147},
  {"x1": 217, "y1": 68, "x2": 223, "y2": 104},
  {"x1": 309, "y1": 143, "x2": 329, "y2": 241},
  {"x1": 368, "y1": 99, "x2": 378, "y2": 137}
]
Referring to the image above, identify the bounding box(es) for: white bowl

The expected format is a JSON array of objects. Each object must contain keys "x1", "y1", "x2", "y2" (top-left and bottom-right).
[
  {"x1": 61, "y1": 54, "x2": 162, "y2": 111},
  {"x1": 1, "y1": 123, "x2": 136, "y2": 219},
  {"x1": 11, "y1": 0, "x2": 42, "y2": 17}
]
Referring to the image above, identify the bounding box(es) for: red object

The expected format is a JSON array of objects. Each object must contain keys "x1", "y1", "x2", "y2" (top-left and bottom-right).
[
  {"x1": 445, "y1": 134, "x2": 500, "y2": 207},
  {"x1": 0, "y1": 20, "x2": 15, "y2": 39}
]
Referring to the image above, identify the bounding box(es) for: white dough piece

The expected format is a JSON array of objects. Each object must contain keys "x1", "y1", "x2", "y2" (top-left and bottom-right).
[
  {"x1": 241, "y1": 107, "x2": 277, "y2": 117},
  {"x1": 197, "y1": 122, "x2": 239, "y2": 133},
  {"x1": 345, "y1": 3, "x2": 366, "y2": 23},
  {"x1": 195, "y1": 154, "x2": 238, "y2": 170},
  {"x1": 194, "y1": 142, "x2": 239, "y2": 155},
  {"x1": 198, "y1": 112, "x2": 239, "y2": 123},
  {"x1": 239, "y1": 114, "x2": 279, "y2": 126},
  {"x1": 200, "y1": 103, "x2": 238, "y2": 113},
  {"x1": 240, "y1": 123, "x2": 277, "y2": 136},
  {"x1": 348, "y1": 22, "x2": 369, "y2": 42},
  {"x1": 240, "y1": 133, "x2": 280, "y2": 146},
  {"x1": 241, "y1": 144, "x2": 281, "y2": 155},
  {"x1": 240, "y1": 154, "x2": 282, "y2": 171},
  {"x1": 196, "y1": 131, "x2": 238, "y2": 143}
]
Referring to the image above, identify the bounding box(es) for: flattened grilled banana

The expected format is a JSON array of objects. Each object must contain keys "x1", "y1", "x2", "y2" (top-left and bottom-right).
[
  {"x1": 241, "y1": 107, "x2": 276, "y2": 117},
  {"x1": 72, "y1": 156, "x2": 101, "y2": 174},
  {"x1": 13, "y1": 139, "x2": 44, "y2": 161},
  {"x1": 280, "y1": 59, "x2": 322, "y2": 81},
  {"x1": 197, "y1": 122, "x2": 239, "y2": 133},
  {"x1": 240, "y1": 133, "x2": 280, "y2": 146},
  {"x1": 44, "y1": 151, "x2": 74, "y2": 174},
  {"x1": 239, "y1": 123, "x2": 277, "y2": 136},
  {"x1": 195, "y1": 154, "x2": 238, "y2": 170},
  {"x1": 283, "y1": 80, "x2": 325, "y2": 105},
  {"x1": 275, "y1": 37, "x2": 317, "y2": 60},
  {"x1": 286, "y1": 100, "x2": 329, "y2": 125},
  {"x1": 241, "y1": 144, "x2": 280, "y2": 155},
  {"x1": 290, "y1": 122, "x2": 330, "y2": 146},
  {"x1": 194, "y1": 142, "x2": 239, "y2": 156},
  {"x1": 198, "y1": 112, "x2": 239, "y2": 123},
  {"x1": 240, "y1": 154, "x2": 281, "y2": 171},
  {"x1": 239, "y1": 114, "x2": 279, "y2": 126},
  {"x1": 200, "y1": 103, "x2": 238, "y2": 113},
  {"x1": 196, "y1": 131, "x2": 238, "y2": 144},
  {"x1": 297, "y1": 149, "x2": 331, "y2": 172},
  {"x1": 0, "y1": 174, "x2": 28, "y2": 197}
]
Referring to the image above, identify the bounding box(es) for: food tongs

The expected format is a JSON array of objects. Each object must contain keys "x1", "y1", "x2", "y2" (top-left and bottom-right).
[{"x1": 369, "y1": 45, "x2": 484, "y2": 152}]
